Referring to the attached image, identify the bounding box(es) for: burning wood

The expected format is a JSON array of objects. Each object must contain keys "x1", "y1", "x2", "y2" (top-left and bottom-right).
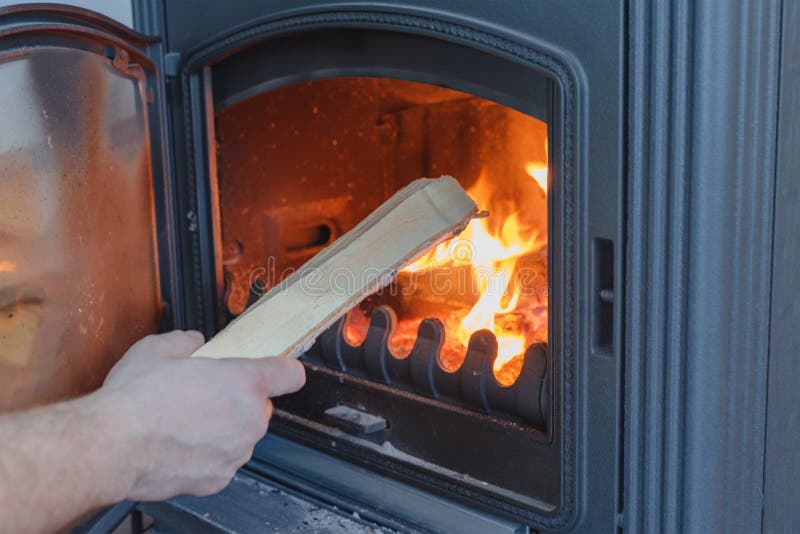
[
  {"x1": 345, "y1": 160, "x2": 549, "y2": 386},
  {"x1": 193, "y1": 177, "x2": 478, "y2": 359}
]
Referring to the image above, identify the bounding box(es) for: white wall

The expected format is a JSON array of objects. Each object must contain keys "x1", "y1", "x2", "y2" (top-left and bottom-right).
[{"x1": 0, "y1": 0, "x2": 132, "y2": 27}]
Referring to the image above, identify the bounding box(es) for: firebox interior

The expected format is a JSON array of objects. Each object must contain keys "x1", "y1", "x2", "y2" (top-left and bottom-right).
[
  {"x1": 211, "y1": 75, "x2": 561, "y2": 514},
  {"x1": 215, "y1": 77, "x2": 549, "y2": 388}
]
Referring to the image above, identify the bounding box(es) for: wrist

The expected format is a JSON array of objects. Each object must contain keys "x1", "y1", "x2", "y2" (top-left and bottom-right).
[{"x1": 76, "y1": 388, "x2": 145, "y2": 504}]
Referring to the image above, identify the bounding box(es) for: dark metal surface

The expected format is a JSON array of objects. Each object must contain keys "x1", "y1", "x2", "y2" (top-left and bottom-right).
[
  {"x1": 72, "y1": 500, "x2": 137, "y2": 534},
  {"x1": 273, "y1": 362, "x2": 559, "y2": 511},
  {"x1": 763, "y1": 1, "x2": 800, "y2": 531},
  {"x1": 210, "y1": 28, "x2": 551, "y2": 122},
  {"x1": 249, "y1": 434, "x2": 528, "y2": 534},
  {"x1": 136, "y1": 0, "x2": 799, "y2": 531},
  {"x1": 324, "y1": 405, "x2": 388, "y2": 435},
  {"x1": 171, "y1": 13, "x2": 581, "y2": 528},
  {"x1": 314, "y1": 307, "x2": 548, "y2": 427},
  {"x1": 147, "y1": 0, "x2": 616, "y2": 529},
  {"x1": 140, "y1": 472, "x2": 389, "y2": 534},
  {"x1": 134, "y1": 0, "x2": 795, "y2": 531},
  {"x1": 624, "y1": 1, "x2": 784, "y2": 532}
]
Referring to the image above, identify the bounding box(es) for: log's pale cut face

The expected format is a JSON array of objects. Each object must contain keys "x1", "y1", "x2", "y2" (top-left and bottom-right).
[{"x1": 193, "y1": 177, "x2": 478, "y2": 360}]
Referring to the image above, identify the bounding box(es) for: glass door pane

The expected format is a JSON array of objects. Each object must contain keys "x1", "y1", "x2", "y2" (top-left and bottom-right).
[{"x1": 0, "y1": 47, "x2": 160, "y2": 410}]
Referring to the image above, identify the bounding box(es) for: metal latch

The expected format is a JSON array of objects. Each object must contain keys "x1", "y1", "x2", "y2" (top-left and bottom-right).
[
  {"x1": 324, "y1": 405, "x2": 387, "y2": 435},
  {"x1": 163, "y1": 52, "x2": 181, "y2": 77}
]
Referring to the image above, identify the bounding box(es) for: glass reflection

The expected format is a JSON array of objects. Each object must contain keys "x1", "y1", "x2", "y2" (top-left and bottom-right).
[{"x1": 0, "y1": 47, "x2": 160, "y2": 410}]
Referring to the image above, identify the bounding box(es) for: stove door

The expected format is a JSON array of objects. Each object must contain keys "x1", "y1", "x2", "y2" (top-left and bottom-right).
[{"x1": 0, "y1": 5, "x2": 179, "y2": 411}]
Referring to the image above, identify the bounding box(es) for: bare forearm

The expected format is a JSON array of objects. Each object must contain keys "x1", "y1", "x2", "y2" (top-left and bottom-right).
[
  {"x1": 0, "y1": 391, "x2": 136, "y2": 533},
  {"x1": 0, "y1": 330, "x2": 305, "y2": 532}
]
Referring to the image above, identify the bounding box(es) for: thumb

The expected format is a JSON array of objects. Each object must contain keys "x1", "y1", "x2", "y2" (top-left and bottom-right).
[{"x1": 223, "y1": 357, "x2": 307, "y2": 398}]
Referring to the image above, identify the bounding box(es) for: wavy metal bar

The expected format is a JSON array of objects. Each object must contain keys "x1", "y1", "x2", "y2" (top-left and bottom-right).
[{"x1": 316, "y1": 304, "x2": 548, "y2": 427}]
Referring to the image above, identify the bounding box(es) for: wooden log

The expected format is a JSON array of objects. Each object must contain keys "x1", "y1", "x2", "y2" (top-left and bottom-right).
[{"x1": 193, "y1": 177, "x2": 478, "y2": 359}]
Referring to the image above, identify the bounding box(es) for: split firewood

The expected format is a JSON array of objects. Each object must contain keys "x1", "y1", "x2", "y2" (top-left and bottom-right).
[{"x1": 192, "y1": 177, "x2": 478, "y2": 359}]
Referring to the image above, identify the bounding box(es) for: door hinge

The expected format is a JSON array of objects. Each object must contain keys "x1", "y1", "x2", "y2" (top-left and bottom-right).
[
  {"x1": 164, "y1": 52, "x2": 181, "y2": 77},
  {"x1": 103, "y1": 45, "x2": 131, "y2": 73}
]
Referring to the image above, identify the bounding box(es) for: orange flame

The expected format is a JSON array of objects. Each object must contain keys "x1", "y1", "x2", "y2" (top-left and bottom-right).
[
  {"x1": 525, "y1": 162, "x2": 548, "y2": 193},
  {"x1": 526, "y1": 137, "x2": 549, "y2": 193},
  {"x1": 402, "y1": 164, "x2": 548, "y2": 382},
  {"x1": 0, "y1": 261, "x2": 16, "y2": 273}
]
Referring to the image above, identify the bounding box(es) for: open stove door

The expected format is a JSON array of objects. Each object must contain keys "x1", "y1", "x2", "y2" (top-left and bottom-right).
[{"x1": 0, "y1": 5, "x2": 181, "y2": 411}]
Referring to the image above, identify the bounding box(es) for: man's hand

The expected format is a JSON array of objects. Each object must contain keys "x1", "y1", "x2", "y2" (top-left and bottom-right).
[
  {"x1": 98, "y1": 330, "x2": 306, "y2": 500},
  {"x1": 0, "y1": 330, "x2": 305, "y2": 533}
]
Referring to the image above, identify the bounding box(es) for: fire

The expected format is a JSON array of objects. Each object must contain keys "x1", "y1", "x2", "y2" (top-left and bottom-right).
[
  {"x1": 401, "y1": 164, "x2": 548, "y2": 383},
  {"x1": 525, "y1": 162, "x2": 548, "y2": 193},
  {"x1": 526, "y1": 137, "x2": 549, "y2": 193},
  {"x1": 0, "y1": 261, "x2": 15, "y2": 273}
]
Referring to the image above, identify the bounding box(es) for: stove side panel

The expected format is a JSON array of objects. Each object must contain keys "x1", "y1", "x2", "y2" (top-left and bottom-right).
[
  {"x1": 763, "y1": 0, "x2": 800, "y2": 531},
  {"x1": 626, "y1": 0, "x2": 784, "y2": 532}
]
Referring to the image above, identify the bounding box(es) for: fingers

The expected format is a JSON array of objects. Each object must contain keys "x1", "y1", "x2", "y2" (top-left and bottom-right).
[
  {"x1": 254, "y1": 357, "x2": 306, "y2": 397},
  {"x1": 218, "y1": 357, "x2": 306, "y2": 398},
  {"x1": 184, "y1": 330, "x2": 205, "y2": 346},
  {"x1": 155, "y1": 330, "x2": 205, "y2": 357},
  {"x1": 169, "y1": 329, "x2": 205, "y2": 354},
  {"x1": 105, "y1": 330, "x2": 205, "y2": 387}
]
